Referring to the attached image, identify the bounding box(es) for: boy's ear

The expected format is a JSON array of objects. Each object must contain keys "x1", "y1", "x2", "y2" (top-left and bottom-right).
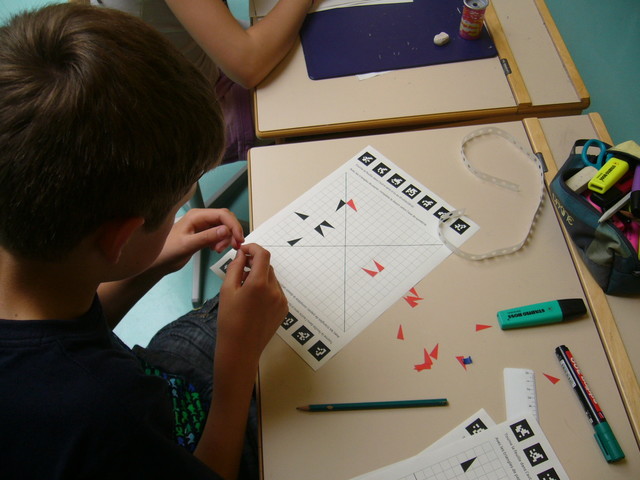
[{"x1": 96, "y1": 217, "x2": 146, "y2": 264}]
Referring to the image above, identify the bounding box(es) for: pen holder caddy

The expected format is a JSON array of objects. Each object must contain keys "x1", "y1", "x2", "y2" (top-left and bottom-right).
[{"x1": 549, "y1": 139, "x2": 640, "y2": 295}]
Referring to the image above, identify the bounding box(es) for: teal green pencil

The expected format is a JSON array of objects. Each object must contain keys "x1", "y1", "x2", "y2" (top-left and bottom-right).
[{"x1": 296, "y1": 398, "x2": 448, "y2": 412}]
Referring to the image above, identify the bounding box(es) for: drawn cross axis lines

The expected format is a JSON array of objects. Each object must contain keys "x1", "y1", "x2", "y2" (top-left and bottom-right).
[
  {"x1": 254, "y1": 171, "x2": 443, "y2": 334},
  {"x1": 211, "y1": 147, "x2": 474, "y2": 369}
]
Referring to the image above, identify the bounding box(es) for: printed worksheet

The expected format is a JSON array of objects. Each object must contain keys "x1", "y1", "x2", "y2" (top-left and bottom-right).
[
  {"x1": 352, "y1": 409, "x2": 498, "y2": 480},
  {"x1": 426, "y1": 409, "x2": 497, "y2": 452},
  {"x1": 351, "y1": 414, "x2": 568, "y2": 480},
  {"x1": 212, "y1": 146, "x2": 478, "y2": 369},
  {"x1": 252, "y1": 0, "x2": 413, "y2": 17}
]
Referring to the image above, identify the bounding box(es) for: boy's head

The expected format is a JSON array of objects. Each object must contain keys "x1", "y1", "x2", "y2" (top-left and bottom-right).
[{"x1": 0, "y1": 3, "x2": 224, "y2": 262}]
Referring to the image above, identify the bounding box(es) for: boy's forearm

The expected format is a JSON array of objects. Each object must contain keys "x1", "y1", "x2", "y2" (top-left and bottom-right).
[{"x1": 194, "y1": 344, "x2": 260, "y2": 479}]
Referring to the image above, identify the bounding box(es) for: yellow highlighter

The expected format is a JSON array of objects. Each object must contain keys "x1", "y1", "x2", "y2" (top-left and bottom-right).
[{"x1": 588, "y1": 157, "x2": 629, "y2": 194}]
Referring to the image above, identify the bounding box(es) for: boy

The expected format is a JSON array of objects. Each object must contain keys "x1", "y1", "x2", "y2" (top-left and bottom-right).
[{"x1": 0, "y1": 3, "x2": 287, "y2": 479}]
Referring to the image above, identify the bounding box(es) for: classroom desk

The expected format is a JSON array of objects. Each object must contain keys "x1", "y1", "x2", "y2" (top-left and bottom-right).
[
  {"x1": 253, "y1": 0, "x2": 589, "y2": 139},
  {"x1": 248, "y1": 114, "x2": 639, "y2": 479},
  {"x1": 528, "y1": 114, "x2": 640, "y2": 435}
]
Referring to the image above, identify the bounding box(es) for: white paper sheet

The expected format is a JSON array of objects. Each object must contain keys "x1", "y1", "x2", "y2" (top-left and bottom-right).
[
  {"x1": 212, "y1": 146, "x2": 477, "y2": 369},
  {"x1": 426, "y1": 409, "x2": 498, "y2": 452},
  {"x1": 252, "y1": 0, "x2": 413, "y2": 18},
  {"x1": 351, "y1": 409, "x2": 498, "y2": 480},
  {"x1": 351, "y1": 414, "x2": 568, "y2": 480}
]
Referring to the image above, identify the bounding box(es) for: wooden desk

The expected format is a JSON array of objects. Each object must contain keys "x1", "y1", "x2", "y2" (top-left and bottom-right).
[
  {"x1": 249, "y1": 115, "x2": 639, "y2": 479},
  {"x1": 253, "y1": 0, "x2": 588, "y2": 139},
  {"x1": 526, "y1": 113, "x2": 640, "y2": 438}
]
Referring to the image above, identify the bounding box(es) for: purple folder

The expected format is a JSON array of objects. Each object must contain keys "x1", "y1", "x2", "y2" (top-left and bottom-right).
[{"x1": 300, "y1": 0, "x2": 497, "y2": 80}]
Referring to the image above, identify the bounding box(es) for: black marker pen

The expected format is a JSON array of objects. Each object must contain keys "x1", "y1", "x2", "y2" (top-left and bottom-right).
[{"x1": 555, "y1": 345, "x2": 624, "y2": 462}]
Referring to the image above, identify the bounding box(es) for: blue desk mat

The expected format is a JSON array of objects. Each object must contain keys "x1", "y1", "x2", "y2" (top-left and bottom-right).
[{"x1": 300, "y1": 0, "x2": 497, "y2": 80}]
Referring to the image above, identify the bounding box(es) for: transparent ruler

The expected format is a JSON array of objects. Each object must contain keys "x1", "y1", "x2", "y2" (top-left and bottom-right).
[{"x1": 504, "y1": 368, "x2": 538, "y2": 422}]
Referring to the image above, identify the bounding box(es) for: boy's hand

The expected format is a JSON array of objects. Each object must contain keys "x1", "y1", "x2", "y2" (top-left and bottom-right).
[
  {"x1": 217, "y1": 243, "x2": 289, "y2": 364},
  {"x1": 198, "y1": 243, "x2": 287, "y2": 478},
  {"x1": 153, "y1": 208, "x2": 244, "y2": 276}
]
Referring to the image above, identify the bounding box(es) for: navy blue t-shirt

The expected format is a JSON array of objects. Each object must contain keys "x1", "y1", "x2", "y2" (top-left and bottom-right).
[{"x1": 0, "y1": 298, "x2": 222, "y2": 479}]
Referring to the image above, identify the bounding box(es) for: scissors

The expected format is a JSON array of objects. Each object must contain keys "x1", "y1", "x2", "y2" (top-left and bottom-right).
[{"x1": 581, "y1": 138, "x2": 610, "y2": 169}]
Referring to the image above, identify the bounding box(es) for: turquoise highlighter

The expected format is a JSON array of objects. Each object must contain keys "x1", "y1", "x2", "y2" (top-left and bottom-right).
[{"x1": 497, "y1": 298, "x2": 587, "y2": 329}]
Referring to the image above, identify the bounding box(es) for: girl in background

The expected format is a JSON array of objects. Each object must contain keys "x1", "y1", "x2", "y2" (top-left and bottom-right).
[{"x1": 93, "y1": 0, "x2": 315, "y2": 162}]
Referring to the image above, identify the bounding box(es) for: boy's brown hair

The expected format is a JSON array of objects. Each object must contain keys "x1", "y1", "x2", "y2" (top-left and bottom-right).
[{"x1": 0, "y1": 3, "x2": 225, "y2": 261}]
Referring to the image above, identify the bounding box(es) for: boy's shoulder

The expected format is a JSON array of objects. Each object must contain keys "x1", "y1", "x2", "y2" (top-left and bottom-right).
[
  {"x1": 0, "y1": 301, "x2": 167, "y2": 419},
  {"x1": 0, "y1": 304, "x2": 220, "y2": 478},
  {"x1": 0, "y1": 298, "x2": 167, "y2": 411}
]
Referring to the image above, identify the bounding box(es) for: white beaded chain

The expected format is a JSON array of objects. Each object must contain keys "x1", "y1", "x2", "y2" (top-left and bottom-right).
[{"x1": 438, "y1": 127, "x2": 546, "y2": 261}]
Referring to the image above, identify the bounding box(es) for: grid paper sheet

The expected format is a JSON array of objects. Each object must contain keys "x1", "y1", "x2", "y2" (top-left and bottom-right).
[
  {"x1": 212, "y1": 146, "x2": 478, "y2": 369},
  {"x1": 351, "y1": 413, "x2": 568, "y2": 480}
]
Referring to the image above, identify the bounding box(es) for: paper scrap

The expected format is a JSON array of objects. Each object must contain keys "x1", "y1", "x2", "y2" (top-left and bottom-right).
[
  {"x1": 403, "y1": 287, "x2": 423, "y2": 307},
  {"x1": 456, "y1": 355, "x2": 473, "y2": 369},
  {"x1": 475, "y1": 324, "x2": 492, "y2": 331},
  {"x1": 414, "y1": 348, "x2": 433, "y2": 371},
  {"x1": 430, "y1": 344, "x2": 439, "y2": 360},
  {"x1": 544, "y1": 373, "x2": 561, "y2": 384}
]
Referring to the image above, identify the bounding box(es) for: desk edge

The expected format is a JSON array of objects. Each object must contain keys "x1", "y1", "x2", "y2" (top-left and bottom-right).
[{"x1": 524, "y1": 114, "x2": 640, "y2": 450}]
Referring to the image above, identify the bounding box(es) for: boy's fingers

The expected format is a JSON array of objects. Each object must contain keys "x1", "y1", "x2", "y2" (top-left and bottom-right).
[
  {"x1": 208, "y1": 209, "x2": 245, "y2": 245},
  {"x1": 238, "y1": 244, "x2": 273, "y2": 283},
  {"x1": 212, "y1": 238, "x2": 231, "y2": 253},
  {"x1": 223, "y1": 249, "x2": 247, "y2": 287},
  {"x1": 222, "y1": 244, "x2": 277, "y2": 290},
  {"x1": 186, "y1": 225, "x2": 230, "y2": 252},
  {"x1": 187, "y1": 208, "x2": 245, "y2": 244},
  {"x1": 216, "y1": 210, "x2": 245, "y2": 245}
]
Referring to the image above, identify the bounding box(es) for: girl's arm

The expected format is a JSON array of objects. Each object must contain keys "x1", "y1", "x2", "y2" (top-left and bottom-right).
[{"x1": 165, "y1": 0, "x2": 314, "y2": 88}]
